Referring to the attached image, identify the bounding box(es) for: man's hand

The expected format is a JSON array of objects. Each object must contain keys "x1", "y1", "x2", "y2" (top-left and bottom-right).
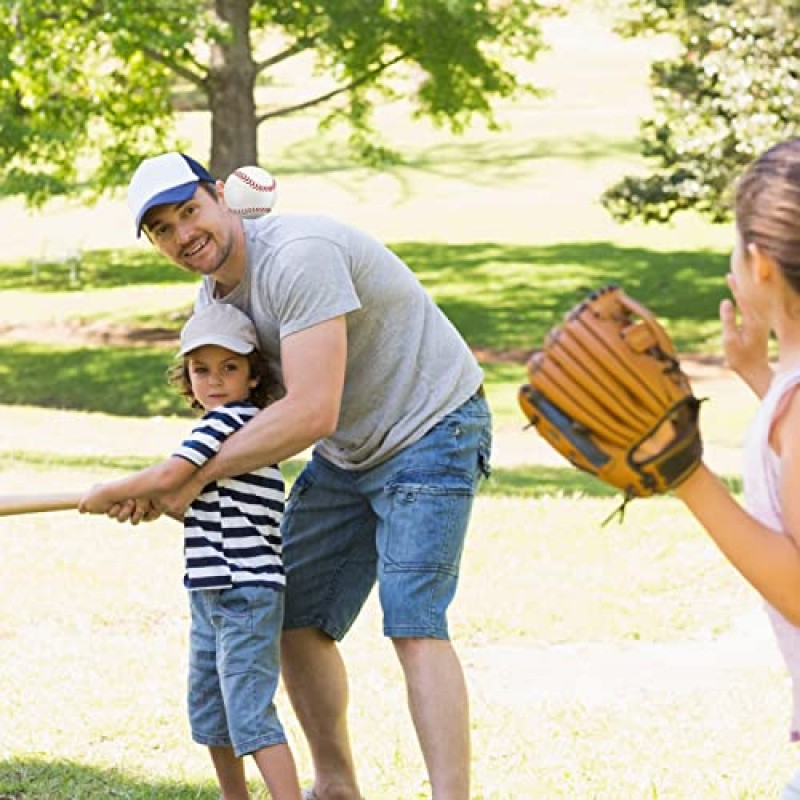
[
  {"x1": 154, "y1": 476, "x2": 205, "y2": 521},
  {"x1": 720, "y1": 273, "x2": 772, "y2": 398}
]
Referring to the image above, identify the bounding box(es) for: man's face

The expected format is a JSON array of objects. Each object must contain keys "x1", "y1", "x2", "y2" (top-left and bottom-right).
[{"x1": 142, "y1": 185, "x2": 236, "y2": 278}]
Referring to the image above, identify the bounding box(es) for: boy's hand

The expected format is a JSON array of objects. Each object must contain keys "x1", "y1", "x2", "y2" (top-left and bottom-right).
[
  {"x1": 109, "y1": 498, "x2": 162, "y2": 525},
  {"x1": 79, "y1": 489, "x2": 161, "y2": 525},
  {"x1": 78, "y1": 485, "x2": 118, "y2": 515}
]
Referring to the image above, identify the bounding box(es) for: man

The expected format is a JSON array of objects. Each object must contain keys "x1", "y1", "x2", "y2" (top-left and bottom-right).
[{"x1": 125, "y1": 152, "x2": 492, "y2": 800}]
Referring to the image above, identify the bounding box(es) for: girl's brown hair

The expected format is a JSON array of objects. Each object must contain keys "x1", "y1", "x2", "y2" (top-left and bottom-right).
[
  {"x1": 736, "y1": 138, "x2": 800, "y2": 295},
  {"x1": 167, "y1": 349, "x2": 284, "y2": 413}
]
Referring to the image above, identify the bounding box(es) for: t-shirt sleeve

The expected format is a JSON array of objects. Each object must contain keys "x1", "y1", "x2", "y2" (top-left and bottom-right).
[
  {"x1": 173, "y1": 407, "x2": 245, "y2": 467},
  {"x1": 267, "y1": 238, "x2": 362, "y2": 338}
]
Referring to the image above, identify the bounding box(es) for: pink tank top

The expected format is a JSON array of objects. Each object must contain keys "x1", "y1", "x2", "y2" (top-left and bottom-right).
[{"x1": 742, "y1": 367, "x2": 800, "y2": 742}]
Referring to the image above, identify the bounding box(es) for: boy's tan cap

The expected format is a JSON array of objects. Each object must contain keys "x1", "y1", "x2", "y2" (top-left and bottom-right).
[{"x1": 178, "y1": 304, "x2": 258, "y2": 356}]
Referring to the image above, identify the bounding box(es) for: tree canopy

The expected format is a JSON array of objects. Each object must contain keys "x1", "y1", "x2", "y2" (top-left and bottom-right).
[
  {"x1": 602, "y1": 0, "x2": 800, "y2": 224},
  {"x1": 0, "y1": 0, "x2": 552, "y2": 207}
]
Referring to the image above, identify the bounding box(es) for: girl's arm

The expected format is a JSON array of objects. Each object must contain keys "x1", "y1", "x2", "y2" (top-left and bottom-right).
[
  {"x1": 675, "y1": 464, "x2": 800, "y2": 626},
  {"x1": 79, "y1": 456, "x2": 198, "y2": 516}
]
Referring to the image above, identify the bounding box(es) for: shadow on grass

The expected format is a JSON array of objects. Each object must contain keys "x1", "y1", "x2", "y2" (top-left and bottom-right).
[
  {"x1": 391, "y1": 240, "x2": 728, "y2": 352},
  {"x1": 272, "y1": 132, "x2": 639, "y2": 182},
  {"x1": 485, "y1": 466, "x2": 742, "y2": 499},
  {"x1": 0, "y1": 755, "x2": 218, "y2": 800},
  {"x1": 0, "y1": 240, "x2": 729, "y2": 414},
  {"x1": 0, "y1": 248, "x2": 194, "y2": 292},
  {"x1": 1, "y1": 241, "x2": 728, "y2": 353},
  {"x1": 0, "y1": 343, "x2": 191, "y2": 417},
  {"x1": 1, "y1": 448, "x2": 309, "y2": 489},
  {"x1": 2, "y1": 448, "x2": 741, "y2": 501}
]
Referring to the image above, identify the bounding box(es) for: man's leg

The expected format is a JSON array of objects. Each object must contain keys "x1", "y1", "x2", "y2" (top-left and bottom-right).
[
  {"x1": 281, "y1": 627, "x2": 362, "y2": 800},
  {"x1": 281, "y1": 455, "x2": 379, "y2": 800},
  {"x1": 369, "y1": 392, "x2": 491, "y2": 799},
  {"x1": 393, "y1": 637, "x2": 470, "y2": 800}
]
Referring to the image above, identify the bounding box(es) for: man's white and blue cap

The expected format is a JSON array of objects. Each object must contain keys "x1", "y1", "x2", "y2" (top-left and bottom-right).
[{"x1": 127, "y1": 152, "x2": 215, "y2": 237}]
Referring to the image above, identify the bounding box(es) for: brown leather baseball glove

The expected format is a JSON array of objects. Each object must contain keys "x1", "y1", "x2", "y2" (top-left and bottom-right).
[{"x1": 518, "y1": 284, "x2": 703, "y2": 512}]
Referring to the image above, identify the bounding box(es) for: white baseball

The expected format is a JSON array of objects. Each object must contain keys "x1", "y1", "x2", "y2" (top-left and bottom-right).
[{"x1": 224, "y1": 166, "x2": 278, "y2": 218}]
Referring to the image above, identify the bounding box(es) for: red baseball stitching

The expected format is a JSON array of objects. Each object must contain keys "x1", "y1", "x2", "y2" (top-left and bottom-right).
[
  {"x1": 233, "y1": 207, "x2": 272, "y2": 216},
  {"x1": 232, "y1": 169, "x2": 276, "y2": 192}
]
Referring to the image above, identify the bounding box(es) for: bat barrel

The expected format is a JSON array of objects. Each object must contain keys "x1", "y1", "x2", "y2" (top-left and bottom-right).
[{"x1": 0, "y1": 492, "x2": 83, "y2": 517}]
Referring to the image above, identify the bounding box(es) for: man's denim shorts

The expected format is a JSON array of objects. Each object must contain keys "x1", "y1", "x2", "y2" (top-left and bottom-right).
[
  {"x1": 187, "y1": 585, "x2": 287, "y2": 757},
  {"x1": 282, "y1": 391, "x2": 492, "y2": 640}
]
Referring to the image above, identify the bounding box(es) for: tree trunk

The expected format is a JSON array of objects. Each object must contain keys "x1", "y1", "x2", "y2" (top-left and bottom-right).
[{"x1": 207, "y1": 0, "x2": 258, "y2": 180}]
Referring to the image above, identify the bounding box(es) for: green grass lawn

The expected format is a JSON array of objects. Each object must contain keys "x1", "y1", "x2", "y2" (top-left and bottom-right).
[
  {"x1": 0, "y1": 472, "x2": 792, "y2": 799},
  {"x1": 0, "y1": 5, "x2": 792, "y2": 799}
]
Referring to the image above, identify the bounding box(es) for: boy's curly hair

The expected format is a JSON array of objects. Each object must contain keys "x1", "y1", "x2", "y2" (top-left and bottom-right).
[{"x1": 167, "y1": 349, "x2": 284, "y2": 413}]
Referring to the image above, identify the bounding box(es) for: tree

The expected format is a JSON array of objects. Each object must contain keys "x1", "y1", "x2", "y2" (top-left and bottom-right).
[
  {"x1": 0, "y1": 0, "x2": 552, "y2": 207},
  {"x1": 602, "y1": 0, "x2": 800, "y2": 224}
]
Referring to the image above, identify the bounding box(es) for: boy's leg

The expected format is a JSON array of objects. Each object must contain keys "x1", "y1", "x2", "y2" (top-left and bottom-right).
[
  {"x1": 251, "y1": 742, "x2": 302, "y2": 800},
  {"x1": 216, "y1": 587, "x2": 301, "y2": 798},
  {"x1": 281, "y1": 627, "x2": 360, "y2": 800},
  {"x1": 208, "y1": 745, "x2": 249, "y2": 800},
  {"x1": 189, "y1": 592, "x2": 247, "y2": 797}
]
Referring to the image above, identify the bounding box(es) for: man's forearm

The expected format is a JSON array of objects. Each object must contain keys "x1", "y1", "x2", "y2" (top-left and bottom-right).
[
  {"x1": 80, "y1": 457, "x2": 196, "y2": 516},
  {"x1": 198, "y1": 394, "x2": 335, "y2": 484}
]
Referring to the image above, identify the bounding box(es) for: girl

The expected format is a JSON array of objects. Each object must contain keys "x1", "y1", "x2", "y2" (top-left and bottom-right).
[
  {"x1": 675, "y1": 138, "x2": 800, "y2": 799},
  {"x1": 80, "y1": 302, "x2": 300, "y2": 800}
]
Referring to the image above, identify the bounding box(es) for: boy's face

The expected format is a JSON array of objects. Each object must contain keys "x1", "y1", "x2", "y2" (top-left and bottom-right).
[
  {"x1": 142, "y1": 185, "x2": 235, "y2": 280},
  {"x1": 186, "y1": 345, "x2": 258, "y2": 411}
]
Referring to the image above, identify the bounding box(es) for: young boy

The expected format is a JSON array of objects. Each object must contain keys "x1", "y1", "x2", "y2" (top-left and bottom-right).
[{"x1": 79, "y1": 302, "x2": 301, "y2": 800}]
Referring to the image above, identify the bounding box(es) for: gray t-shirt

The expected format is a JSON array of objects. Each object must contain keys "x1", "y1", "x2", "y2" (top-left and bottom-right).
[{"x1": 196, "y1": 213, "x2": 483, "y2": 470}]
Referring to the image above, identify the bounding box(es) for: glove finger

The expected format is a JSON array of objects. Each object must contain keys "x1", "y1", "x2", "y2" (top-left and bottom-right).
[
  {"x1": 519, "y1": 384, "x2": 629, "y2": 479},
  {"x1": 573, "y1": 309, "x2": 675, "y2": 414},
  {"x1": 616, "y1": 291, "x2": 679, "y2": 359},
  {"x1": 549, "y1": 323, "x2": 660, "y2": 429},
  {"x1": 587, "y1": 290, "x2": 692, "y2": 406},
  {"x1": 528, "y1": 357, "x2": 639, "y2": 446}
]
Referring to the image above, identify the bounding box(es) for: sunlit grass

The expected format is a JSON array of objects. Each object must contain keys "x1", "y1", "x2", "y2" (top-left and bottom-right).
[{"x1": 0, "y1": 469, "x2": 793, "y2": 799}]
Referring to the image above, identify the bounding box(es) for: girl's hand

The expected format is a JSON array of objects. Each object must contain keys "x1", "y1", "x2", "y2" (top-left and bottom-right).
[{"x1": 720, "y1": 273, "x2": 772, "y2": 398}]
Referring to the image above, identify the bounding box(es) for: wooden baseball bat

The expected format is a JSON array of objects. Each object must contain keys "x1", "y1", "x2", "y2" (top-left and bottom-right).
[{"x1": 0, "y1": 491, "x2": 83, "y2": 517}]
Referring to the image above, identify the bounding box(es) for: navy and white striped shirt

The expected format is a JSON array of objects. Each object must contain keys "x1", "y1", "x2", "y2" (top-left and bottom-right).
[{"x1": 173, "y1": 401, "x2": 285, "y2": 591}]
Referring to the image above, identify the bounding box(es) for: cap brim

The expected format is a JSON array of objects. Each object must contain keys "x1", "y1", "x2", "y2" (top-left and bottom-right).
[
  {"x1": 177, "y1": 335, "x2": 256, "y2": 357},
  {"x1": 136, "y1": 181, "x2": 199, "y2": 236}
]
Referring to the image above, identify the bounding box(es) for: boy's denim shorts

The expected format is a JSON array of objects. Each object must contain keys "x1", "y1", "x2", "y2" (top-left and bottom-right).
[
  {"x1": 187, "y1": 585, "x2": 287, "y2": 757},
  {"x1": 282, "y1": 391, "x2": 492, "y2": 640}
]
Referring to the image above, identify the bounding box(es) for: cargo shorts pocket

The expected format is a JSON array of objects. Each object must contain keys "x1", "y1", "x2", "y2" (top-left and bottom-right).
[{"x1": 382, "y1": 468, "x2": 475, "y2": 574}]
